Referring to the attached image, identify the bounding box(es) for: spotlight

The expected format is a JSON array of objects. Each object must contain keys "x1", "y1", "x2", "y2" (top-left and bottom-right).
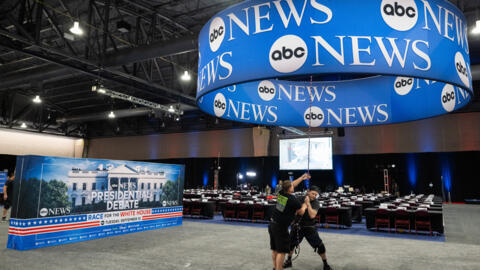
[
  {"x1": 92, "y1": 85, "x2": 106, "y2": 94},
  {"x1": 69, "y1": 21, "x2": 83, "y2": 36},
  {"x1": 116, "y1": 20, "x2": 131, "y2": 33},
  {"x1": 472, "y1": 20, "x2": 480, "y2": 34},
  {"x1": 108, "y1": 111, "x2": 116, "y2": 119},
  {"x1": 391, "y1": 164, "x2": 396, "y2": 168},
  {"x1": 33, "y1": 95, "x2": 42, "y2": 104},
  {"x1": 238, "y1": 173, "x2": 244, "y2": 180},
  {"x1": 168, "y1": 105, "x2": 175, "y2": 113},
  {"x1": 175, "y1": 116, "x2": 180, "y2": 121},
  {"x1": 181, "y1": 70, "x2": 191, "y2": 81},
  {"x1": 20, "y1": 122, "x2": 27, "y2": 129}
]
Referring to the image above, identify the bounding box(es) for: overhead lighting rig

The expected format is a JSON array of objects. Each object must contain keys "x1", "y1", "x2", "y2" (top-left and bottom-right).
[{"x1": 92, "y1": 84, "x2": 184, "y2": 116}]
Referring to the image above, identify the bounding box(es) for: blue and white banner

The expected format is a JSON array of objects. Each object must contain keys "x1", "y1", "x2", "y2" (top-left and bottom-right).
[
  {"x1": 196, "y1": 0, "x2": 472, "y2": 127},
  {"x1": 7, "y1": 207, "x2": 182, "y2": 250},
  {"x1": 0, "y1": 171, "x2": 6, "y2": 191},
  {"x1": 7, "y1": 155, "x2": 185, "y2": 250}
]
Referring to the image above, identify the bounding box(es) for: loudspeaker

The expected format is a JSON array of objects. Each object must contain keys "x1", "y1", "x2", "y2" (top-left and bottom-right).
[{"x1": 337, "y1": 127, "x2": 345, "y2": 137}]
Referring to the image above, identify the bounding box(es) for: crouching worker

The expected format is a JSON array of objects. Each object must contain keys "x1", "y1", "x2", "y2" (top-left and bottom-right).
[{"x1": 284, "y1": 186, "x2": 332, "y2": 270}]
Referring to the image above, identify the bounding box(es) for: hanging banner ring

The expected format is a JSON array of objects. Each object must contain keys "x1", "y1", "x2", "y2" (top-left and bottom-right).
[{"x1": 196, "y1": 0, "x2": 472, "y2": 127}]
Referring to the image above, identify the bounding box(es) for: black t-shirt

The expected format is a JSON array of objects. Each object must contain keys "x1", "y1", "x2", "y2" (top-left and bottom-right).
[
  {"x1": 272, "y1": 191, "x2": 302, "y2": 227},
  {"x1": 5, "y1": 179, "x2": 14, "y2": 197},
  {"x1": 299, "y1": 196, "x2": 320, "y2": 226}
]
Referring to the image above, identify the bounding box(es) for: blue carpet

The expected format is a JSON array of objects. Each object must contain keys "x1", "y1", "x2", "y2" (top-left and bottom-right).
[{"x1": 184, "y1": 215, "x2": 445, "y2": 242}]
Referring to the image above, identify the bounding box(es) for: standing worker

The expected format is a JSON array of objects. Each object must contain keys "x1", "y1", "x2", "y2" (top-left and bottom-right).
[
  {"x1": 269, "y1": 173, "x2": 310, "y2": 270},
  {"x1": 2, "y1": 171, "x2": 15, "y2": 222}
]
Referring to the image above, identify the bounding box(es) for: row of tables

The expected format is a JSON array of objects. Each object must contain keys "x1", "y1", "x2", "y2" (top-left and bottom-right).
[{"x1": 364, "y1": 195, "x2": 444, "y2": 234}]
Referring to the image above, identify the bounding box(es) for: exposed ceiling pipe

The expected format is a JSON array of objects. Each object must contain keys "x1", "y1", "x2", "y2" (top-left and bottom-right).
[
  {"x1": 100, "y1": 35, "x2": 197, "y2": 67},
  {"x1": 56, "y1": 108, "x2": 152, "y2": 123},
  {"x1": 0, "y1": 33, "x2": 197, "y2": 91},
  {"x1": 0, "y1": 65, "x2": 78, "y2": 90},
  {"x1": 0, "y1": 30, "x2": 196, "y2": 105}
]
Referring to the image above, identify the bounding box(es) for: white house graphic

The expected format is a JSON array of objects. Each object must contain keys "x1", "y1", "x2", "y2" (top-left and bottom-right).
[{"x1": 67, "y1": 164, "x2": 167, "y2": 207}]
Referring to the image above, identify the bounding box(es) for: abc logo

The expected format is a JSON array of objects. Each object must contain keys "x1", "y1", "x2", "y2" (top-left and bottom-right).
[
  {"x1": 455, "y1": 51, "x2": 470, "y2": 88},
  {"x1": 394, "y1": 77, "x2": 414, "y2": 96},
  {"x1": 213, "y1": 93, "x2": 226, "y2": 117},
  {"x1": 269, "y1": 35, "x2": 308, "y2": 73},
  {"x1": 209, "y1": 17, "x2": 225, "y2": 52},
  {"x1": 456, "y1": 63, "x2": 467, "y2": 76},
  {"x1": 381, "y1": 0, "x2": 418, "y2": 31},
  {"x1": 258, "y1": 80, "x2": 276, "y2": 101},
  {"x1": 441, "y1": 84, "x2": 456, "y2": 112},
  {"x1": 304, "y1": 106, "x2": 325, "y2": 127},
  {"x1": 40, "y1": 208, "x2": 48, "y2": 217}
]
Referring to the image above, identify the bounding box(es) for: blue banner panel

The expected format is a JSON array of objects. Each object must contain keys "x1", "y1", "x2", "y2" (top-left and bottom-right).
[
  {"x1": 196, "y1": 0, "x2": 472, "y2": 127},
  {"x1": 0, "y1": 172, "x2": 6, "y2": 191},
  {"x1": 7, "y1": 207, "x2": 182, "y2": 250},
  {"x1": 8, "y1": 155, "x2": 185, "y2": 250}
]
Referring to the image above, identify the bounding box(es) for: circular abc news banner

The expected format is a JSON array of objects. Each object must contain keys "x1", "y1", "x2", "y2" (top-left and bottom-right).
[{"x1": 196, "y1": 0, "x2": 473, "y2": 127}]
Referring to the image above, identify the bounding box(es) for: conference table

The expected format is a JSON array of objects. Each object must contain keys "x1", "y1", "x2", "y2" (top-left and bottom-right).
[
  {"x1": 364, "y1": 207, "x2": 444, "y2": 234},
  {"x1": 219, "y1": 202, "x2": 276, "y2": 221},
  {"x1": 350, "y1": 205, "x2": 363, "y2": 223},
  {"x1": 316, "y1": 207, "x2": 353, "y2": 227},
  {"x1": 183, "y1": 200, "x2": 216, "y2": 218}
]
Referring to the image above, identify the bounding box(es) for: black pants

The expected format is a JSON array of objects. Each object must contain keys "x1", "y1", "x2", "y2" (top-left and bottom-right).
[
  {"x1": 269, "y1": 222, "x2": 290, "y2": 253},
  {"x1": 289, "y1": 225, "x2": 324, "y2": 252}
]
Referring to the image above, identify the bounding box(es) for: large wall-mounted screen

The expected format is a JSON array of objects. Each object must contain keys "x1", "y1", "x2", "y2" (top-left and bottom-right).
[{"x1": 279, "y1": 137, "x2": 333, "y2": 170}]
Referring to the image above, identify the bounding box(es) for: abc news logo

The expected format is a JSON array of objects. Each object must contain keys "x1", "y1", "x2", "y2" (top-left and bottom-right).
[
  {"x1": 213, "y1": 93, "x2": 226, "y2": 117},
  {"x1": 441, "y1": 84, "x2": 456, "y2": 112},
  {"x1": 304, "y1": 106, "x2": 324, "y2": 127},
  {"x1": 214, "y1": 99, "x2": 226, "y2": 109},
  {"x1": 442, "y1": 91, "x2": 455, "y2": 103},
  {"x1": 456, "y1": 62, "x2": 467, "y2": 76},
  {"x1": 258, "y1": 86, "x2": 275, "y2": 94},
  {"x1": 271, "y1": 46, "x2": 306, "y2": 61},
  {"x1": 394, "y1": 77, "x2": 414, "y2": 96},
  {"x1": 209, "y1": 17, "x2": 225, "y2": 52},
  {"x1": 210, "y1": 25, "x2": 224, "y2": 43},
  {"x1": 269, "y1": 35, "x2": 308, "y2": 73},
  {"x1": 258, "y1": 80, "x2": 276, "y2": 101},
  {"x1": 383, "y1": 1, "x2": 416, "y2": 18},
  {"x1": 305, "y1": 113, "x2": 324, "y2": 120},
  {"x1": 381, "y1": 0, "x2": 418, "y2": 31},
  {"x1": 455, "y1": 51, "x2": 470, "y2": 88}
]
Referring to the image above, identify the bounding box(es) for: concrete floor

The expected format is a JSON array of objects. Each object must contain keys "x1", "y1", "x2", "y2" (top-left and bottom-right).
[
  {"x1": 0, "y1": 204, "x2": 479, "y2": 270},
  {"x1": 444, "y1": 204, "x2": 480, "y2": 245}
]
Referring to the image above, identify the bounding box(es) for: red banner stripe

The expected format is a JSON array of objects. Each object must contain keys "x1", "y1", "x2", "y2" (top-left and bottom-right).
[
  {"x1": 9, "y1": 221, "x2": 99, "y2": 232},
  {"x1": 142, "y1": 214, "x2": 182, "y2": 221},
  {"x1": 142, "y1": 212, "x2": 183, "y2": 218},
  {"x1": 8, "y1": 223, "x2": 100, "y2": 236}
]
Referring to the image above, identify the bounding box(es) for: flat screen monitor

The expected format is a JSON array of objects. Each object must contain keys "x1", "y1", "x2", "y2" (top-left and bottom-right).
[{"x1": 279, "y1": 137, "x2": 333, "y2": 170}]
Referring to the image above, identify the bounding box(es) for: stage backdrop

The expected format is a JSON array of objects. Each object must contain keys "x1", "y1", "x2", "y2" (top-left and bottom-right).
[{"x1": 7, "y1": 155, "x2": 184, "y2": 250}]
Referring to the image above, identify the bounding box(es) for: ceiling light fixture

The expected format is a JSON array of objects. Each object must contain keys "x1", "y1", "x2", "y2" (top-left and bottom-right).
[
  {"x1": 20, "y1": 122, "x2": 27, "y2": 129},
  {"x1": 33, "y1": 95, "x2": 42, "y2": 104},
  {"x1": 70, "y1": 21, "x2": 83, "y2": 36},
  {"x1": 108, "y1": 111, "x2": 116, "y2": 119},
  {"x1": 168, "y1": 105, "x2": 175, "y2": 113},
  {"x1": 472, "y1": 20, "x2": 480, "y2": 34},
  {"x1": 181, "y1": 70, "x2": 191, "y2": 81}
]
